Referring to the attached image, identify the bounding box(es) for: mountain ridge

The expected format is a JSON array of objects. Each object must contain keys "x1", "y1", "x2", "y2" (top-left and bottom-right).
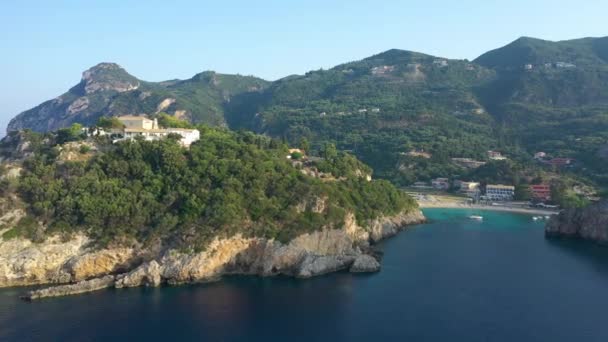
[{"x1": 7, "y1": 35, "x2": 608, "y2": 187}]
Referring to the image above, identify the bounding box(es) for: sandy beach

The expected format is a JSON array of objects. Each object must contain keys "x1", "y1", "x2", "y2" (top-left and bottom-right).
[{"x1": 414, "y1": 194, "x2": 560, "y2": 216}]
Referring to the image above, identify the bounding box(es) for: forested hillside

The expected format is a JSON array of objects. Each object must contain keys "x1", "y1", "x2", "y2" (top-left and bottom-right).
[
  {"x1": 0, "y1": 127, "x2": 416, "y2": 249},
  {"x1": 8, "y1": 36, "x2": 608, "y2": 188}
]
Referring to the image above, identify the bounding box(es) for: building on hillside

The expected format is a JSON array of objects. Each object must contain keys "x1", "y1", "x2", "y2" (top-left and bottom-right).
[
  {"x1": 431, "y1": 178, "x2": 450, "y2": 190},
  {"x1": 485, "y1": 184, "x2": 515, "y2": 201},
  {"x1": 487, "y1": 150, "x2": 507, "y2": 160},
  {"x1": 412, "y1": 181, "x2": 431, "y2": 189},
  {"x1": 405, "y1": 149, "x2": 432, "y2": 159},
  {"x1": 534, "y1": 152, "x2": 547, "y2": 159},
  {"x1": 451, "y1": 158, "x2": 486, "y2": 169},
  {"x1": 555, "y1": 62, "x2": 576, "y2": 68},
  {"x1": 433, "y1": 59, "x2": 449, "y2": 67},
  {"x1": 115, "y1": 115, "x2": 200, "y2": 147},
  {"x1": 122, "y1": 128, "x2": 200, "y2": 147},
  {"x1": 530, "y1": 184, "x2": 551, "y2": 202},
  {"x1": 546, "y1": 158, "x2": 573, "y2": 167},
  {"x1": 118, "y1": 115, "x2": 159, "y2": 130}
]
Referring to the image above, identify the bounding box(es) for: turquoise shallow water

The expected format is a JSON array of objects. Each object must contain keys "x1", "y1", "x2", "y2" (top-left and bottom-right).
[{"x1": 2, "y1": 208, "x2": 608, "y2": 341}]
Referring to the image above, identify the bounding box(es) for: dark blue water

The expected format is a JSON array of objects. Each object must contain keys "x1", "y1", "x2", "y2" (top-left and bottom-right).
[{"x1": 2, "y1": 209, "x2": 608, "y2": 341}]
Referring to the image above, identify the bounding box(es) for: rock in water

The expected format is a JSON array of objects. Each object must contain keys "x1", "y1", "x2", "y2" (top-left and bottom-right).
[
  {"x1": 296, "y1": 254, "x2": 356, "y2": 278},
  {"x1": 23, "y1": 275, "x2": 115, "y2": 300},
  {"x1": 349, "y1": 255, "x2": 381, "y2": 273},
  {"x1": 545, "y1": 201, "x2": 608, "y2": 243},
  {"x1": 115, "y1": 261, "x2": 162, "y2": 288}
]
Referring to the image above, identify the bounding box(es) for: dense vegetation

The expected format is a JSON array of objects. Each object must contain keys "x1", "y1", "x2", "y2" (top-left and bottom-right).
[
  {"x1": 225, "y1": 38, "x2": 608, "y2": 190},
  {"x1": 1, "y1": 128, "x2": 416, "y2": 248},
  {"x1": 8, "y1": 36, "x2": 608, "y2": 193}
]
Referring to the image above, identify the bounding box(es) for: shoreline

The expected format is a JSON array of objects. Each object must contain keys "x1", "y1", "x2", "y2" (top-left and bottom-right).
[{"x1": 418, "y1": 202, "x2": 559, "y2": 216}]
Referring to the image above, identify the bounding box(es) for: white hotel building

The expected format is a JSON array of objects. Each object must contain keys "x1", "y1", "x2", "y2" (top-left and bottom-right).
[{"x1": 115, "y1": 115, "x2": 200, "y2": 147}]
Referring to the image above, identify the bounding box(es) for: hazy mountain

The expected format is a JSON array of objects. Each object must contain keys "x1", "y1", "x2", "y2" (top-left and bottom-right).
[{"x1": 7, "y1": 63, "x2": 269, "y2": 132}]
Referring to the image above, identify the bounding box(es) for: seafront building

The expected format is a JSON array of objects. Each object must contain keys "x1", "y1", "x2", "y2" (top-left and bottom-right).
[
  {"x1": 459, "y1": 181, "x2": 481, "y2": 199},
  {"x1": 485, "y1": 184, "x2": 515, "y2": 201},
  {"x1": 530, "y1": 184, "x2": 551, "y2": 202},
  {"x1": 431, "y1": 178, "x2": 450, "y2": 190}
]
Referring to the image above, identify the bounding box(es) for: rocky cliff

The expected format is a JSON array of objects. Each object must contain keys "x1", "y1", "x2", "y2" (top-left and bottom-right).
[
  {"x1": 1, "y1": 209, "x2": 425, "y2": 299},
  {"x1": 7, "y1": 63, "x2": 269, "y2": 132},
  {"x1": 545, "y1": 201, "x2": 608, "y2": 243}
]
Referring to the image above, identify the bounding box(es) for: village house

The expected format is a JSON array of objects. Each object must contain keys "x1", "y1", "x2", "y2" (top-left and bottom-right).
[
  {"x1": 431, "y1": 178, "x2": 450, "y2": 190},
  {"x1": 485, "y1": 184, "x2": 515, "y2": 201},
  {"x1": 546, "y1": 158, "x2": 574, "y2": 167},
  {"x1": 405, "y1": 149, "x2": 432, "y2": 159},
  {"x1": 459, "y1": 181, "x2": 481, "y2": 198},
  {"x1": 412, "y1": 181, "x2": 431, "y2": 189},
  {"x1": 530, "y1": 184, "x2": 551, "y2": 202},
  {"x1": 487, "y1": 150, "x2": 507, "y2": 160},
  {"x1": 451, "y1": 158, "x2": 486, "y2": 169},
  {"x1": 534, "y1": 152, "x2": 547, "y2": 159},
  {"x1": 433, "y1": 59, "x2": 449, "y2": 67},
  {"x1": 115, "y1": 115, "x2": 200, "y2": 147}
]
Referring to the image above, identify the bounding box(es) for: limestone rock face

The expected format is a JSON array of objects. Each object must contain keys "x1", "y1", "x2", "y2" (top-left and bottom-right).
[
  {"x1": 546, "y1": 201, "x2": 608, "y2": 243},
  {"x1": 0, "y1": 234, "x2": 89, "y2": 287},
  {"x1": 368, "y1": 210, "x2": 426, "y2": 242},
  {"x1": 296, "y1": 255, "x2": 356, "y2": 278},
  {"x1": 81, "y1": 63, "x2": 139, "y2": 94},
  {"x1": 0, "y1": 232, "x2": 137, "y2": 287},
  {"x1": 115, "y1": 261, "x2": 161, "y2": 288},
  {"x1": 4, "y1": 209, "x2": 426, "y2": 298},
  {"x1": 350, "y1": 255, "x2": 381, "y2": 273},
  {"x1": 65, "y1": 247, "x2": 136, "y2": 281}
]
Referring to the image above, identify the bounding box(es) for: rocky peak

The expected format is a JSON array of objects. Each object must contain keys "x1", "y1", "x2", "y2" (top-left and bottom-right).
[{"x1": 81, "y1": 62, "x2": 140, "y2": 94}]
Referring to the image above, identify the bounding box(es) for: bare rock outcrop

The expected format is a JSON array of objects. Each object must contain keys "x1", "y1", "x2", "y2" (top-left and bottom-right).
[
  {"x1": 0, "y1": 233, "x2": 138, "y2": 288},
  {"x1": 115, "y1": 261, "x2": 162, "y2": 288},
  {"x1": 4, "y1": 209, "x2": 426, "y2": 299},
  {"x1": 350, "y1": 254, "x2": 381, "y2": 273},
  {"x1": 23, "y1": 275, "x2": 115, "y2": 300},
  {"x1": 545, "y1": 201, "x2": 608, "y2": 243}
]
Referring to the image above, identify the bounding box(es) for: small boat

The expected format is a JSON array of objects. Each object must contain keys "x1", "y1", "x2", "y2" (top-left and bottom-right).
[
  {"x1": 533, "y1": 216, "x2": 540, "y2": 221},
  {"x1": 544, "y1": 216, "x2": 550, "y2": 220},
  {"x1": 469, "y1": 215, "x2": 483, "y2": 221}
]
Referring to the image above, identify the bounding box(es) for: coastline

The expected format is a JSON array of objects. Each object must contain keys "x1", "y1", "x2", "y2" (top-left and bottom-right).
[
  {"x1": 417, "y1": 201, "x2": 559, "y2": 216},
  {"x1": 7, "y1": 210, "x2": 426, "y2": 300}
]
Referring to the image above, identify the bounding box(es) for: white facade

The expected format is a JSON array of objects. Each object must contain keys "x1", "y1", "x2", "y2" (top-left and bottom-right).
[
  {"x1": 117, "y1": 115, "x2": 158, "y2": 130},
  {"x1": 114, "y1": 115, "x2": 200, "y2": 147},
  {"x1": 485, "y1": 184, "x2": 515, "y2": 201},
  {"x1": 122, "y1": 128, "x2": 200, "y2": 147}
]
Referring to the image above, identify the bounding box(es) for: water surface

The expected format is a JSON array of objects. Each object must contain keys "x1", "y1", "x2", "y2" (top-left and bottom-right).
[{"x1": 1, "y1": 209, "x2": 608, "y2": 341}]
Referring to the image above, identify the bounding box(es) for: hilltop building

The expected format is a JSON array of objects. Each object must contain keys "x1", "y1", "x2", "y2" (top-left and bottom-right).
[
  {"x1": 118, "y1": 115, "x2": 159, "y2": 130},
  {"x1": 114, "y1": 115, "x2": 200, "y2": 147}
]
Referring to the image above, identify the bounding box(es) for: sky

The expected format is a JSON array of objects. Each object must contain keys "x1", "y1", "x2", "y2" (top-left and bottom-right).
[{"x1": 1, "y1": 0, "x2": 606, "y2": 133}]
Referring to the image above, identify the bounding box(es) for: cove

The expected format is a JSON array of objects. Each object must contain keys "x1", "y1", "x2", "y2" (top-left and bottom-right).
[{"x1": 1, "y1": 208, "x2": 608, "y2": 341}]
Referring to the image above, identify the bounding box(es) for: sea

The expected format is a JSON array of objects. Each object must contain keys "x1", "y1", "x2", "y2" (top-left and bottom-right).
[{"x1": 1, "y1": 208, "x2": 608, "y2": 341}]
